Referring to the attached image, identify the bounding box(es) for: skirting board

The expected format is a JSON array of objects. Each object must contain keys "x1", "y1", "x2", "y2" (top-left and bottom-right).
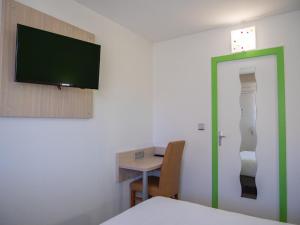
[{"x1": 0, "y1": 0, "x2": 95, "y2": 118}]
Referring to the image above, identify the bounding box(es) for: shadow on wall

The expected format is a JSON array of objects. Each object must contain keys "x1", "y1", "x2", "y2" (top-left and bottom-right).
[
  {"x1": 54, "y1": 214, "x2": 91, "y2": 225},
  {"x1": 52, "y1": 202, "x2": 117, "y2": 225}
]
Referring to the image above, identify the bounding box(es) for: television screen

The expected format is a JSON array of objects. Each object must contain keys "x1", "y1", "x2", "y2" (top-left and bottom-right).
[{"x1": 15, "y1": 24, "x2": 101, "y2": 89}]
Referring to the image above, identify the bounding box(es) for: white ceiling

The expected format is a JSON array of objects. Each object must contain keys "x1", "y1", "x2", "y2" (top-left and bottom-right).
[{"x1": 75, "y1": 0, "x2": 300, "y2": 42}]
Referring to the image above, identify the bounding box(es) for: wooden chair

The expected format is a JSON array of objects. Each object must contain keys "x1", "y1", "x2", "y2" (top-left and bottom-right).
[{"x1": 130, "y1": 140, "x2": 185, "y2": 207}]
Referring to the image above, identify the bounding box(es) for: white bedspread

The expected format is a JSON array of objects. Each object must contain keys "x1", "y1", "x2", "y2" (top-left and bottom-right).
[{"x1": 100, "y1": 197, "x2": 288, "y2": 225}]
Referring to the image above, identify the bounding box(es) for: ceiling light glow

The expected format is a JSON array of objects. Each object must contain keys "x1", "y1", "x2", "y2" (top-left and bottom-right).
[{"x1": 231, "y1": 26, "x2": 256, "y2": 53}]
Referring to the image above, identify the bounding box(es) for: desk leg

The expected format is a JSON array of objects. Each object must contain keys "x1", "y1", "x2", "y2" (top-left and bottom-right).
[{"x1": 142, "y1": 171, "x2": 148, "y2": 201}]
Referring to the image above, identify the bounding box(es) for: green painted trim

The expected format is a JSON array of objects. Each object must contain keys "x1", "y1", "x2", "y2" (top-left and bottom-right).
[
  {"x1": 211, "y1": 47, "x2": 287, "y2": 222},
  {"x1": 276, "y1": 48, "x2": 287, "y2": 222},
  {"x1": 211, "y1": 57, "x2": 218, "y2": 208}
]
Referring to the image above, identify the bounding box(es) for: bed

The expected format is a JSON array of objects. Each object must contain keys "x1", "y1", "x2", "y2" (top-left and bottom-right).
[{"x1": 100, "y1": 197, "x2": 288, "y2": 225}]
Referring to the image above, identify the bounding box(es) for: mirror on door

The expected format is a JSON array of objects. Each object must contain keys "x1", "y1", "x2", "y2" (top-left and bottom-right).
[{"x1": 239, "y1": 72, "x2": 257, "y2": 199}]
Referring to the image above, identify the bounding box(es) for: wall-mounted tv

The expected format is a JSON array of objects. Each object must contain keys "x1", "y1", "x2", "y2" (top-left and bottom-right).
[{"x1": 15, "y1": 24, "x2": 101, "y2": 89}]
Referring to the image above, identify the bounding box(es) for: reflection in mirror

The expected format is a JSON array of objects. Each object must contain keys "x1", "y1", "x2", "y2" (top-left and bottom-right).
[{"x1": 239, "y1": 72, "x2": 257, "y2": 199}]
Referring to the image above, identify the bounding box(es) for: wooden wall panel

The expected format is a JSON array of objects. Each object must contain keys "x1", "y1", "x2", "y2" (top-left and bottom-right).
[{"x1": 0, "y1": 0, "x2": 95, "y2": 118}]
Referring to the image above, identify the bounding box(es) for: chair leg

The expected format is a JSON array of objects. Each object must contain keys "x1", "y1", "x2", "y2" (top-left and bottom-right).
[
  {"x1": 174, "y1": 194, "x2": 178, "y2": 200},
  {"x1": 130, "y1": 190, "x2": 136, "y2": 207}
]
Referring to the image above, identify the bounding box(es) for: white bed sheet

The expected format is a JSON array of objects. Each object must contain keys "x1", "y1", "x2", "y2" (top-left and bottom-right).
[{"x1": 101, "y1": 197, "x2": 289, "y2": 225}]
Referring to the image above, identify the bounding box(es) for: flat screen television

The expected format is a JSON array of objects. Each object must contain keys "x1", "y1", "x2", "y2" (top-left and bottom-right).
[{"x1": 15, "y1": 24, "x2": 101, "y2": 89}]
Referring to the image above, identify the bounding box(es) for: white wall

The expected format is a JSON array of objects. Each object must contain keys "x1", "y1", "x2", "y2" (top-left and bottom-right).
[
  {"x1": 0, "y1": 1, "x2": 153, "y2": 225},
  {"x1": 1, "y1": 1, "x2": 299, "y2": 224},
  {"x1": 153, "y1": 11, "x2": 300, "y2": 224}
]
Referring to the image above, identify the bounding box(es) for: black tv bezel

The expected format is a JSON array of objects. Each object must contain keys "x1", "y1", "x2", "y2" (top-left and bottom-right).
[{"x1": 15, "y1": 24, "x2": 101, "y2": 90}]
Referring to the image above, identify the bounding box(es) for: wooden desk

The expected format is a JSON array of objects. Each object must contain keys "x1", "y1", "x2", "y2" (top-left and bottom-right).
[
  {"x1": 117, "y1": 147, "x2": 165, "y2": 201},
  {"x1": 120, "y1": 156, "x2": 163, "y2": 200},
  {"x1": 119, "y1": 156, "x2": 163, "y2": 172}
]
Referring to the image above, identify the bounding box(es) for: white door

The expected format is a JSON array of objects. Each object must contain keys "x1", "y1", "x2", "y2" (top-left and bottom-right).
[{"x1": 218, "y1": 55, "x2": 279, "y2": 220}]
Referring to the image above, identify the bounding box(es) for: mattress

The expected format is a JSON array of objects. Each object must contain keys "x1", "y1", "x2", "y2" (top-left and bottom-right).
[{"x1": 100, "y1": 197, "x2": 288, "y2": 225}]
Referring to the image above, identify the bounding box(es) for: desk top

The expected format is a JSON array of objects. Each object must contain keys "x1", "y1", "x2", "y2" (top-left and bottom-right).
[{"x1": 119, "y1": 156, "x2": 163, "y2": 172}]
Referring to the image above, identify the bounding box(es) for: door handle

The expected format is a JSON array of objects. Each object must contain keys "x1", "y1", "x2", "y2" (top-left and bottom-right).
[{"x1": 218, "y1": 131, "x2": 226, "y2": 146}]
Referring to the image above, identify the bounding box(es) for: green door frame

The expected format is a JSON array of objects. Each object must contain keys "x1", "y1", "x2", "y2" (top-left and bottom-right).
[{"x1": 211, "y1": 47, "x2": 287, "y2": 222}]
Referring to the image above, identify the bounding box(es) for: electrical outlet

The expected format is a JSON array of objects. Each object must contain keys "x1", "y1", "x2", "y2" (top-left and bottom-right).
[{"x1": 135, "y1": 151, "x2": 144, "y2": 160}]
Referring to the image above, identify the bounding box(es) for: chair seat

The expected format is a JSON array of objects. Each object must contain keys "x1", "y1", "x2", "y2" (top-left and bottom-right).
[{"x1": 130, "y1": 176, "x2": 160, "y2": 196}]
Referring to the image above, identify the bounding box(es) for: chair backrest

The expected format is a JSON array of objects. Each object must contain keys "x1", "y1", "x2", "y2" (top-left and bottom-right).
[{"x1": 158, "y1": 140, "x2": 185, "y2": 197}]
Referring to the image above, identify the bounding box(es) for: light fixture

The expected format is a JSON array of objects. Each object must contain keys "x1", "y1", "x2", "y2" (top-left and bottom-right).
[{"x1": 231, "y1": 26, "x2": 256, "y2": 53}]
